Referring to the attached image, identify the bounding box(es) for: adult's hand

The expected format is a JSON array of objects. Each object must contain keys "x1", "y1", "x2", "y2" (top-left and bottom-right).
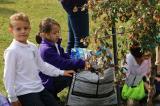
[{"x1": 84, "y1": 61, "x2": 91, "y2": 71}]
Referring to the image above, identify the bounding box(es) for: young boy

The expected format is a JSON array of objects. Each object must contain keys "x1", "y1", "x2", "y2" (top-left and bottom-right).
[{"x1": 3, "y1": 12, "x2": 74, "y2": 106}]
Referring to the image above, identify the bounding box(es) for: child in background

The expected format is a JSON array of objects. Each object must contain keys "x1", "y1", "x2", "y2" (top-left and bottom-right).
[
  {"x1": 3, "y1": 13, "x2": 74, "y2": 106},
  {"x1": 126, "y1": 45, "x2": 151, "y2": 78},
  {"x1": 122, "y1": 44, "x2": 151, "y2": 105},
  {"x1": 36, "y1": 17, "x2": 86, "y2": 102}
]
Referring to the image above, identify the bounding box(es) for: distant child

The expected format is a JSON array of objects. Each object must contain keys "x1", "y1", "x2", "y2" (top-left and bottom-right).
[
  {"x1": 126, "y1": 45, "x2": 151, "y2": 78},
  {"x1": 3, "y1": 13, "x2": 74, "y2": 106},
  {"x1": 35, "y1": 18, "x2": 86, "y2": 101},
  {"x1": 122, "y1": 44, "x2": 151, "y2": 105}
]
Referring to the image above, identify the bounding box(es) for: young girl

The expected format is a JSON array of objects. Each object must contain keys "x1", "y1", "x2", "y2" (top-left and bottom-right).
[
  {"x1": 122, "y1": 44, "x2": 151, "y2": 105},
  {"x1": 36, "y1": 18, "x2": 86, "y2": 102},
  {"x1": 4, "y1": 12, "x2": 74, "y2": 106}
]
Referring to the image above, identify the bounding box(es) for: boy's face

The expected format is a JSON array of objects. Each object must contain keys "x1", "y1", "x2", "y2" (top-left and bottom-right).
[
  {"x1": 50, "y1": 25, "x2": 61, "y2": 43},
  {"x1": 10, "y1": 20, "x2": 30, "y2": 44}
]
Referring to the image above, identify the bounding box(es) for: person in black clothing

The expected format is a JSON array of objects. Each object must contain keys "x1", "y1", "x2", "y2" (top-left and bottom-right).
[{"x1": 60, "y1": 0, "x2": 89, "y2": 54}]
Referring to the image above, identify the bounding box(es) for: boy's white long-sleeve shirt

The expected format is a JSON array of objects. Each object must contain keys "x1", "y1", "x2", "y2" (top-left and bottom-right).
[{"x1": 3, "y1": 39, "x2": 64, "y2": 103}]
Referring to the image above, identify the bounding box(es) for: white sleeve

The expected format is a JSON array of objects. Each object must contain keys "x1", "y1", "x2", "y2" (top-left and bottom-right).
[
  {"x1": 3, "y1": 50, "x2": 18, "y2": 103},
  {"x1": 35, "y1": 47, "x2": 64, "y2": 76},
  {"x1": 125, "y1": 54, "x2": 132, "y2": 76},
  {"x1": 126, "y1": 54, "x2": 132, "y2": 67}
]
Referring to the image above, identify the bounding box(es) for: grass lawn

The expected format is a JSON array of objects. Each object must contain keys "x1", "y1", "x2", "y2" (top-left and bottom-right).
[{"x1": 0, "y1": 0, "x2": 68, "y2": 96}]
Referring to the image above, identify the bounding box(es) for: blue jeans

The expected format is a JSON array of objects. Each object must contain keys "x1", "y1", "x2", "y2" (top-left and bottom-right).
[{"x1": 66, "y1": 12, "x2": 89, "y2": 54}]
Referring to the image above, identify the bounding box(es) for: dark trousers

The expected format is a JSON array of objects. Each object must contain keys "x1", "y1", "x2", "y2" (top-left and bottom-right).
[
  {"x1": 66, "y1": 12, "x2": 89, "y2": 54},
  {"x1": 18, "y1": 89, "x2": 59, "y2": 106},
  {"x1": 47, "y1": 76, "x2": 72, "y2": 97}
]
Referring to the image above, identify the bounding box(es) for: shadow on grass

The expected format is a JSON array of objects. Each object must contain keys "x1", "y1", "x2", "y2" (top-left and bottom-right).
[
  {"x1": 0, "y1": 0, "x2": 15, "y2": 4},
  {"x1": 0, "y1": 7, "x2": 17, "y2": 17}
]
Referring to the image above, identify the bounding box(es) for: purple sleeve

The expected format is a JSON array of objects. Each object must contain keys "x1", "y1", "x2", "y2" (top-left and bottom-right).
[
  {"x1": 43, "y1": 48, "x2": 85, "y2": 70},
  {"x1": 58, "y1": 45, "x2": 71, "y2": 59}
]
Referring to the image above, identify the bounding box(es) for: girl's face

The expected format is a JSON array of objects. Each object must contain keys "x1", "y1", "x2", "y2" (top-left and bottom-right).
[
  {"x1": 49, "y1": 24, "x2": 61, "y2": 43},
  {"x1": 136, "y1": 55, "x2": 150, "y2": 65},
  {"x1": 10, "y1": 20, "x2": 30, "y2": 44}
]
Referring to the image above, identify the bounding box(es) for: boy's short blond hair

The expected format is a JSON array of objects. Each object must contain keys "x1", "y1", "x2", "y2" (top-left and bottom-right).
[{"x1": 9, "y1": 12, "x2": 30, "y2": 27}]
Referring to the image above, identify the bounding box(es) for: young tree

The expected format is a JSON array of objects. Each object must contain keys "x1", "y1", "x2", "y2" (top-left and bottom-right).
[{"x1": 88, "y1": 0, "x2": 160, "y2": 105}]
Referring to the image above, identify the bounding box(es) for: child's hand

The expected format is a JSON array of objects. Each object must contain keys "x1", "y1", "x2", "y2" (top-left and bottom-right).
[
  {"x1": 11, "y1": 100, "x2": 21, "y2": 106},
  {"x1": 84, "y1": 61, "x2": 91, "y2": 71},
  {"x1": 155, "y1": 77, "x2": 160, "y2": 82},
  {"x1": 63, "y1": 70, "x2": 75, "y2": 77}
]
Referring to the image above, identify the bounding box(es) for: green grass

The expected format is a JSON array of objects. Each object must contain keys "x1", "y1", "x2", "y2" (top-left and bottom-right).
[{"x1": 0, "y1": 0, "x2": 68, "y2": 95}]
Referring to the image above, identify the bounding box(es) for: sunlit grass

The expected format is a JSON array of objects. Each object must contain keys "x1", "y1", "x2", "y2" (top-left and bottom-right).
[{"x1": 0, "y1": 0, "x2": 68, "y2": 96}]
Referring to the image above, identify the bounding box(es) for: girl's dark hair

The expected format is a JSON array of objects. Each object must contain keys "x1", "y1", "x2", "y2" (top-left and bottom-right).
[
  {"x1": 35, "y1": 18, "x2": 60, "y2": 44},
  {"x1": 36, "y1": 33, "x2": 42, "y2": 44},
  {"x1": 129, "y1": 43, "x2": 144, "y2": 58}
]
